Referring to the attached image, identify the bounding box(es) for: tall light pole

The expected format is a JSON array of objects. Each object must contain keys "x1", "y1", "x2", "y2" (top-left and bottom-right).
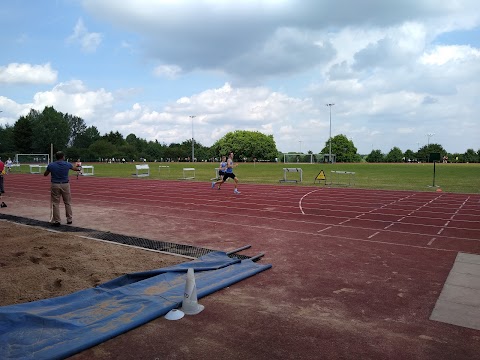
[
  {"x1": 427, "y1": 132, "x2": 435, "y2": 146},
  {"x1": 189, "y1": 115, "x2": 196, "y2": 162},
  {"x1": 326, "y1": 103, "x2": 335, "y2": 163}
]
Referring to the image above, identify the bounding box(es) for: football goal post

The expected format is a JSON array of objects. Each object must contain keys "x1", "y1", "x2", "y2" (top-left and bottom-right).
[
  {"x1": 15, "y1": 154, "x2": 50, "y2": 164},
  {"x1": 283, "y1": 153, "x2": 323, "y2": 163}
]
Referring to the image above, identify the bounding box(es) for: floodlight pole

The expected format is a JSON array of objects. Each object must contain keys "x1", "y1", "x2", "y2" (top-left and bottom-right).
[
  {"x1": 189, "y1": 115, "x2": 196, "y2": 162},
  {"x1": 427, "y1": 132, "x2": 435, "y2": 146},
  {"x1": 326, "y1": 103, "x2": 335, "y2": 163}
]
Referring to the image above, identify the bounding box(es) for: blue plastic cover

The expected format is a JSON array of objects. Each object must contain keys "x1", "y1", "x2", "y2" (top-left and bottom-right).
[{"x1": 0, "y1": 251, "x2": 271, "y2": 360}]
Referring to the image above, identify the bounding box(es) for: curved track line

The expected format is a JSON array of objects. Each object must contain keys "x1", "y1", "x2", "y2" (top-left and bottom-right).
[{"x1": 299, "y1": 188, "x2": 321, "y2": 215}]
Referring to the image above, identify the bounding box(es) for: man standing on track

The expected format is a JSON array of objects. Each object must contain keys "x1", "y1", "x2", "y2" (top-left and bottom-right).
[
  {"x1": 212, "y1": 151, "x2": 240, "y2": 194},
  {"x1": 44, "y1": 151, "x2": 81, "y2": 226}
]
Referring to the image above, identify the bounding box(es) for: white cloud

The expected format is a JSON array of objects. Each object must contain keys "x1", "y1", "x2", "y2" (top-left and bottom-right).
[
  {"x1": 153, "y1": 64, "x2": 182, "y2": 79},
  {"x1": 3, "y1": 1, "x2": 480, "y2": 155},
  {"x1": 31, "y1": 80, "x2": 114, "y2": 120},
  {"x1": 0, "y1": 63, "x2": 57, "y2": 84},
  {"x1": 419, "y1": 45, "x2": 480, "y2": 65},
  {"x1": 397, "y1": 127, "x2": 415, "y2": 134},
  {"x1": 67, "y1": 18, "x2": 102, "y2": 53}
]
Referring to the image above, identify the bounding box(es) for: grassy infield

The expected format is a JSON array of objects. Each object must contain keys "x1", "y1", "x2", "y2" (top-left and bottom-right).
[
  {"x1": 58, "y1": 161, "x2": 480, "y2": 194},
  {"x1": 14, "y1": 161, "x2": 479, "y2": 193}
]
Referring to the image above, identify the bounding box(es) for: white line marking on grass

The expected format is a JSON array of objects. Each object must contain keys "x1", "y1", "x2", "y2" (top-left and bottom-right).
[
  {"x1": 427, "y1": 238, "x2": 436, "y2": 246},
  {"x1": 368, "y1": 231, "x2": 380, "y2": 239},
  {"x1": 299, "y1": 189, "x2": 321, "y2": 215}
]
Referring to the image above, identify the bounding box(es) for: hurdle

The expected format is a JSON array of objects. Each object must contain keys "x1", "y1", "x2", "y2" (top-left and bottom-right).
[
  {"x1": 29, "y1": 165, "x2": 47, "y2": 174},
  {"x1": 328, "y1": 170, "x2": 356, "y2": 186},
  {"x1": 133, "y1": 164, "x2": 150, "y2": 177},
  {"x1": 158, "y1": 165, "x2": 170, "y2": 175},
  {"x1": 279, "y1": 168, "x2": 303, "y2": 183},
  {"x1": 80, "y1": 165, "x2": 94, "y2": 176},
  {"x1": 211, "y1": 168, "x2": 221, "y2": 180},
  {"x1": 179, "y1": 167, "x2": 195, "y2": 180}
]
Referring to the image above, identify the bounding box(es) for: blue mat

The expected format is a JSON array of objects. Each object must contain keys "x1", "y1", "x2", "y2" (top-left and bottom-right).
[{"x1": 0, "y1": 251, "x2": 271, "y2": 360}]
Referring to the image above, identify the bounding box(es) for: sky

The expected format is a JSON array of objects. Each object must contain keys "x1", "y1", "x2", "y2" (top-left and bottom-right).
[{"x1": 0, "y1": 0, "x2": 479, "y2": 155}]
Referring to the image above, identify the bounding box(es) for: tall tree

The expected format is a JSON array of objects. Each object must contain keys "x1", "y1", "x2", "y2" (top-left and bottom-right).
[
  {"x1": 321, "y1": 134, "x2": 359, "y2": 162},
  {"x1": 212, "y1": 130, "x2": 278, "y2": 161},
  {"x1": 13, "y1": 111, "x2": 35, "y2": 153},
  {"x1": 88, "y1": 139, "x2": 117, "y2": 160},
  {"x1": 366, "y1": 149, "x2": 384, "y2": 163},
  {"x1": 403, "y1": 149, "x2": 416, "y2": 162},
  {"x1": 385, "y1": 147, "x2": 404, "y2": 163},
  {"x1": 102, "y1": 131, "x2": 125, "y2": 147},
  {"x1": 0, "y1": 124, "x2": 15, "y2": 153},
  {"x1": 464, "y1": 149, "x2": 479, "y2": 163},
  {"x1": 31, "y1": 106, "x2": 70, "y2": 153},
  {"x1": 417, "y1": 144, "x2": 447, "y2": 162},
  {"x1": 65, "y1": 113, "x2": 87, "y2": 147},
  {"x1": 73, "y1": 126, "x2": 101, "y2": 149}
]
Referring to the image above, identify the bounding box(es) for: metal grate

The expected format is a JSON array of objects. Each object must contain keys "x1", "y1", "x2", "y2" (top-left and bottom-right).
[{"x1": 0, "y1": 214, "x2": 250, "y2": 260}]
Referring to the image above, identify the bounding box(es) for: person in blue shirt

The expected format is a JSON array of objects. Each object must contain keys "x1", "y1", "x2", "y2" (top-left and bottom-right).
[
  {"x1": 44, "y1": 151, "x2": 81, "y2": 226},
  {"x1": 211, "y1": 151, "x2": 240, "y2": 194}
]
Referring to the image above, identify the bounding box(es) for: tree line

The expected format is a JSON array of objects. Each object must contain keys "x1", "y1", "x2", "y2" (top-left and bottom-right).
[
  {"x1": 0, "y1": 106, "x2": 279, "y2": 162},
  {"x1": 303, "y1": 134, "x2": 479, "y2": 163},
  {"x1": 365, "y1": 144, "x2": 480, "y2": 163},
  {"x1": 0, "y1": 106, "x2": 478, "y2": 163}
]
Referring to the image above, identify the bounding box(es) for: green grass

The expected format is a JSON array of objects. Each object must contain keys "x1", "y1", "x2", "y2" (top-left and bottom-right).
[{"x1": 15, "y1": 162, "x2": 480, "y2": 193}]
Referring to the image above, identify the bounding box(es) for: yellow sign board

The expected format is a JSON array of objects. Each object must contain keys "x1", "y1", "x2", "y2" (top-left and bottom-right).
[{"x1": 315, "y1": 170, "x2": 326, "y2": 183}]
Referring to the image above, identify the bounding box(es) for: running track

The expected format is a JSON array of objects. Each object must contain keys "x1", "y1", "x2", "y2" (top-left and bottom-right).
[{"x1": 2, "y1": 173, "x2": 480, "y2": 360}]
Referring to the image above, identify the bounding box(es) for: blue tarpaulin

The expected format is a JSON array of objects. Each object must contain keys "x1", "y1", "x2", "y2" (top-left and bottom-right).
[{"x1": 0, "y1": 251, "x2": 271, "y2": 360}]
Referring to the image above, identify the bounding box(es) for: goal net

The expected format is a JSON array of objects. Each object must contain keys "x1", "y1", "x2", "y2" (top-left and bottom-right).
[
  {"x1": 15, "y1": 154, "x2": 50, "y2": 164},
  {"x1": 283, "y1": 154, "x2": 323, "y2": 163}
]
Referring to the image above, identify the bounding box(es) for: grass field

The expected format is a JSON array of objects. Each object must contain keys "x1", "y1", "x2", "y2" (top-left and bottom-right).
[{"x1": 13, "y1": 161, "x2": 480, "y2": 193}]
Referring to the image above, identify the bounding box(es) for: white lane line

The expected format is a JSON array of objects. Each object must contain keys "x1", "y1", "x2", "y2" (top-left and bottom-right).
[
  {"x1": 427, "y1": 238, "x2": 436, "y2": 246},
  {"x1": 299, "y1": 189, "x2": 321, "y2": 215},
  {"x1": 339, "y1": 219, "x2": 351, "y2": 225},
  {"x1": 318, "y1": 226, "x2": 332, "y2": 233},
  {"x1": 368, "y1": 231, "x2": 380, "y2": 239},
  {"x1": 397, "y1": 217, "x2": 405, "y2": 222},
  {"x1": 384, "y1": 223, "x2": 394, "y2": 229},
  {"x1": 434, "y1": 196, "x2": 470, "y2": 237}
]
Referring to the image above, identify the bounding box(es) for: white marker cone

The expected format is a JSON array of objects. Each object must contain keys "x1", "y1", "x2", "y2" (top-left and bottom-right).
[
  {"x1": 164, "y1": 309, "x2": 185, "y2": 321},
  {"x1": 180, "y1": 268, "x2": 205, "y2": 315}
]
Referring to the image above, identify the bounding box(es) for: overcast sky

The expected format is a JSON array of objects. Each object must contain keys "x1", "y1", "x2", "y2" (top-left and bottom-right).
[{"x1": 1, "y1": 0, "x2": 479, "y2": 154}]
